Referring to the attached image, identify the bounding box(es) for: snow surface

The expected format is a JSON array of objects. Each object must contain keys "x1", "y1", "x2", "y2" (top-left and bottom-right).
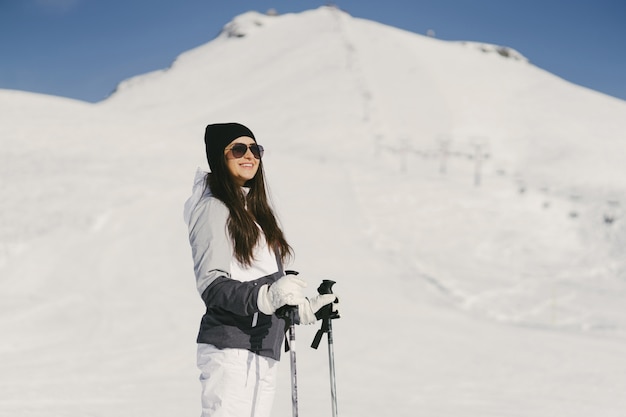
[{"x1": 1, "y1": 6, "x2": 626, "y2": 417}]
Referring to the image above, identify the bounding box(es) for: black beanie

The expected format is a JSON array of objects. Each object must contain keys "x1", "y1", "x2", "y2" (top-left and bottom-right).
[{"x1": 204, "y1": 122, "x2": 256, "y2": 172}]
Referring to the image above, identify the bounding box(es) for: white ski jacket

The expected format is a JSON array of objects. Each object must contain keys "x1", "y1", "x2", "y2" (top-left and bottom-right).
[{"x1": 184, "y1": 169, "x2": 287, "y2": 360}]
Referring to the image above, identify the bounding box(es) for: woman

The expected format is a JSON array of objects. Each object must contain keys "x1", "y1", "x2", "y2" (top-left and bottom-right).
[{"x1": 184, "y1": 122, "x2": 336, "y2": 417}]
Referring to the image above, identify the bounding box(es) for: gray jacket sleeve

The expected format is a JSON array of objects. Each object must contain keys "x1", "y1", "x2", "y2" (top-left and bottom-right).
[
  {"x1": 188, "y1": 196, "x2": 233, "y2": 295},
  {"x1": 187, "y1": 196, "x2": 267, "y2": 316}
]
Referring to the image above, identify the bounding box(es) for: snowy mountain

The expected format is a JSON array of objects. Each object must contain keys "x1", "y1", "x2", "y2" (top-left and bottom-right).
[{"x1": 1, "y1": 6, "x2": 626, "y2": 417}]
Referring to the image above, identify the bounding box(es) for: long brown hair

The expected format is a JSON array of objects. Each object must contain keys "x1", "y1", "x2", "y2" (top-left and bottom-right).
[{"x1": 206, "y1": 154, "x2": 292, "y2": 267}]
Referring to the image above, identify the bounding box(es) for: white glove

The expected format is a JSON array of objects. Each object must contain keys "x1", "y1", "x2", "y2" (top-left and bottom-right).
[
  {"x1": 297, "y1": 293, "x2": 338, "y2": 325},
  {"x1": 257, "y1": 275, "x2": 308, "y2": 315}
]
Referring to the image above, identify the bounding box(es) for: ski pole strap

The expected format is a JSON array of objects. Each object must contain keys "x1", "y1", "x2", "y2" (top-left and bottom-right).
[
  {"x1": 311, "y1": 328, "x2": 325, "y2": 349},
  {"x1": 311, "y1": 318, "x2": 331, "y2": 349}
]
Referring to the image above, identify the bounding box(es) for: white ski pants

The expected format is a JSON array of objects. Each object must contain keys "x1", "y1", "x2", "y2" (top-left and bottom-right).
[{"x1": 197, "y1": 343, "x2": 279, "y2": 417}]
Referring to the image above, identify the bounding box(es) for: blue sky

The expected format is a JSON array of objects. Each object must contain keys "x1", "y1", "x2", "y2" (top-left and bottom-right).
[{"x1": 1, "y1": 0, "x2": 625, "y2": 103}]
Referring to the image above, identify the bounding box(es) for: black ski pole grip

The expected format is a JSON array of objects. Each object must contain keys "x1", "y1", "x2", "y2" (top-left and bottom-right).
[
  {"x1": 311, "y1": 279, "x2": 338, "y2": 349},
  {"x1": 317, "y1": 279, "x2": 336, "y2": 295},
  {"x1": 315, "y1": 280, "x2": 339, "y2": 321}
]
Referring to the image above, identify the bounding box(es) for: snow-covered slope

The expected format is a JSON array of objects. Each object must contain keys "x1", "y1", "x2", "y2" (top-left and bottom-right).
[{"x1": 1, "y1": 6, "x2": 626, "y2": 417}]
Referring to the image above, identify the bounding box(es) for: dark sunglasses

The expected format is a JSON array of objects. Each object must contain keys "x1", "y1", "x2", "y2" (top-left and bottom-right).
[{"x1": 226, "y1": 143, "x2": 264, "y2": 159}]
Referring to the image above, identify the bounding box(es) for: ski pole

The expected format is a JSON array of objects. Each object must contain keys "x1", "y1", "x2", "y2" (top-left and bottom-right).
[
  {"x1": 311, "y1": 280, "x2": 340, "y2": 417},
  {"x1": 286, "y1": 307, "x2": 298, "y2": 417},
  {"x1": 277, "y1": 270, "x2": 301, "y2": 417}
]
